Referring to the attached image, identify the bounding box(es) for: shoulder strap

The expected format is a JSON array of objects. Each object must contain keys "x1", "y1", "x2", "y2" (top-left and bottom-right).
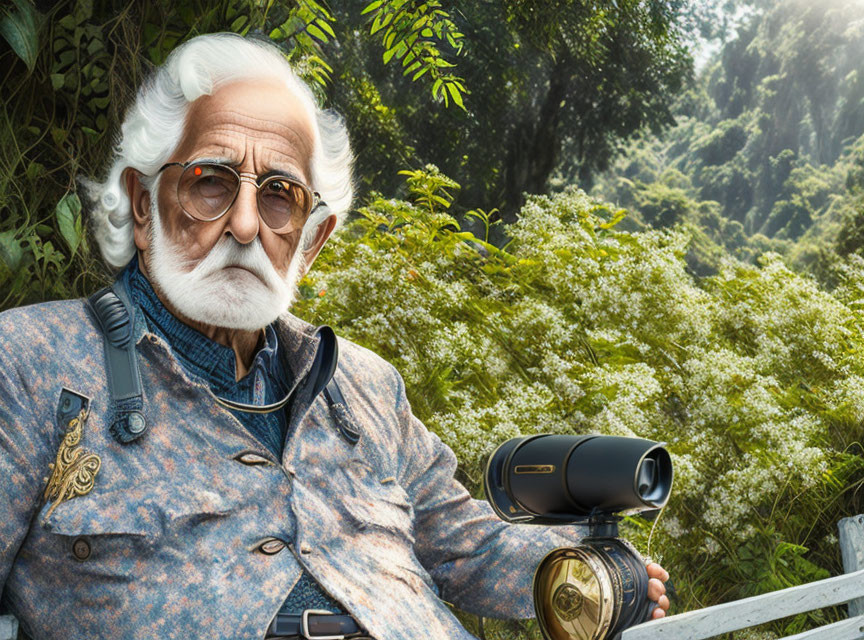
[
  {"x1": 88, "y1": 285, "x2": 355, "y2": 447},
  {"x1": 324, "y1": 378, "x2": 361, "y2": 446},
  {"x1": 313, "y1": 326, "x2": 361, "y2": 446},
  {"x1": 86, "y1": 279, "x2": 147, "y2": 444}
]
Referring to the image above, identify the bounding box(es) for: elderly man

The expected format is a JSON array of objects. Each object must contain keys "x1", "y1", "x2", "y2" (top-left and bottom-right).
[{"x1": 0, "y1": 33, "x2": 669, "y2": 640}]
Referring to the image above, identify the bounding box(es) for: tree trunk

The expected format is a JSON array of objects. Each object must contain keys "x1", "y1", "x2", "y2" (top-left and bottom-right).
[{"x1": 500, "y1": 57, "x2": 568, "y2": 223}]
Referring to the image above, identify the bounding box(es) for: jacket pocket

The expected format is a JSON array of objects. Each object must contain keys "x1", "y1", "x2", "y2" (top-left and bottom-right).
[
  {"x1": 39, "y1": 479, "x2": 237, "y2": 572},
  {"x1": 41, "y1": 481, "x2": 235, "y2": 534}
]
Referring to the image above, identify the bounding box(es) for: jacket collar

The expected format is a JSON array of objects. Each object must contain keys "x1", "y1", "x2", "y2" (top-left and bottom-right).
[{"x1": 117, "y1": 259, "x2": 331, "y2": 397}]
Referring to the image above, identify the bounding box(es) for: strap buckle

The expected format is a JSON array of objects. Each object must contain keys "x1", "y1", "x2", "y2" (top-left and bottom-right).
[{"x1": 301, "y1": 610, "x2": 345, "y2": 640}]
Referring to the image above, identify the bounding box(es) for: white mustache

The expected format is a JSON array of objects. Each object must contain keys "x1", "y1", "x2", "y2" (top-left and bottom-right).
[{"x1": 189, "y1": 235, "x2": 284, "y2": 291}]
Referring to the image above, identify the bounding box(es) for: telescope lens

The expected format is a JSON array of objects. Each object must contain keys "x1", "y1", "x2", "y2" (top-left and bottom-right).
[
  {"x1": 635, "y1": 448, "x2": 672, "y2": 505},
  {"x1": 637, "y1": 459, "x2": 656, "y2": 497}
]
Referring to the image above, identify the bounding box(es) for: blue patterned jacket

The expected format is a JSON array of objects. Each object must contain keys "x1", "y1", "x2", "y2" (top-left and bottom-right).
[{"x1": 0, "y1": 287, "x2": 584, "y2": 639}]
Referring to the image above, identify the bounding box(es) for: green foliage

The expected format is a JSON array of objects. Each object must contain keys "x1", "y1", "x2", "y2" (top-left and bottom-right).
[
  {"x1": 1, "y1": 0, "x2": 40, "y2": 72},
  {"x1": 325, "y1": 0, "x2": 693, "y2": 219},
  {"x1": 54, "y1": 192, "x2": 84, "y2": 256},
  {"x1": 824, "y1": 136, "x2": 864, "y2": 267},
  {"x1": 294, "y1": 169, "x2": 864, "y2": 635},
  {"x1": 464, "y1": 207, "x2": 501, "y2": 244},
  {"x1": 360, "y1": 0, "x2": 467, "y2": 109},
  {"x1": 327, "y1": 66, "x2": 417, "y2": 197},
  {"x1": 634, "y1": 182, "x2": 696, "y2": 228},
  {"x1": 692, "y1": 118, "x2": 747, "y2": 166},
  {"x1": 269, "y1": 0, "x2": 336, "y2": 89},
  {"x1": 398, "y1": 164, "x2": 460, "y2": 213},
  {"x1": 594, "y1": 0, "x2": 864, "y2": 268}
]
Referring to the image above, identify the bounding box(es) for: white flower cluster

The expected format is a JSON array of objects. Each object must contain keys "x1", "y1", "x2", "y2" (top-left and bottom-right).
[{"x1": 297, "y1": 183, "x2": 864, "y2": 569}]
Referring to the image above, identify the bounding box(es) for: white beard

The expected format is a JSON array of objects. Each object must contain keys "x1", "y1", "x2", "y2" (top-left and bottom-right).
[{"x1": 146, "y1": 202, "x2": 306, "y2": 331}]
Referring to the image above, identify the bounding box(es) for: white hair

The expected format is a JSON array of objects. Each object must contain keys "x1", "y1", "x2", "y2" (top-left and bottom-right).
[{"x1": 83, "y1": 32, "x2": 354, "y2": 270}]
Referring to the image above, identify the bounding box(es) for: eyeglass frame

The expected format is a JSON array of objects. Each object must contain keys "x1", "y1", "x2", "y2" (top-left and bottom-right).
[{"x1": 156, "y1": 160, "x2": 324, "y2": 232}]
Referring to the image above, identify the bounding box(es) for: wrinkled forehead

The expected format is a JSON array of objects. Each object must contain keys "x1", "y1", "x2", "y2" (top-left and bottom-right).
[{"x1": 172, "y1": 79, "x2": 317, "y2": 180}]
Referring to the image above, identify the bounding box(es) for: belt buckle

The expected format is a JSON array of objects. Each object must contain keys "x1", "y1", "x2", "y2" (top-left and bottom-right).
[{"x1": 301, "y1": 609, "x2": 345, "y2": 640}]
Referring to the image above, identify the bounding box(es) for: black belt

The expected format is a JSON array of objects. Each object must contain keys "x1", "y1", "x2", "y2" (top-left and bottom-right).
[{"x1": 266, "y1": 609, "x2": 370, "y2": 639}]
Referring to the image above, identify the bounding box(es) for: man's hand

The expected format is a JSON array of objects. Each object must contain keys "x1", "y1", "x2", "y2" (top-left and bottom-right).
[{"x1": 647, "y1": 562, "x2": 670, "y2": 619}]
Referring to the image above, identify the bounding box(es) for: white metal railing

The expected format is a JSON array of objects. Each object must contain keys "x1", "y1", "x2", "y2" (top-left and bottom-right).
[
  {"x1": 0, "y1": 615, "x2": 17, "y2": 640},
  {"x1": 622, "y1": 515, "x2": 864, "y2": 640}
]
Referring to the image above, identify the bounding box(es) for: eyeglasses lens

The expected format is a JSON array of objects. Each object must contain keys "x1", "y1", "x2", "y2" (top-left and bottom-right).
[
  {"x1": 258, "y1": 177, "x2": 312, "y2": 233},
  {"x1": 178, "y1": 164, "x2": 238, "y2": 222}
]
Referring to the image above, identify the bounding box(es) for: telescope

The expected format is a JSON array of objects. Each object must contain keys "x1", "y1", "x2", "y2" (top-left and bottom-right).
[{"x1": 484, "y1": 434, "x2": 673, "y2": 640}]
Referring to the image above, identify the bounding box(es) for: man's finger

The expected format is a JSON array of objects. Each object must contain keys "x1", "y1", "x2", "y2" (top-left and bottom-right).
[
  {"x1": 647, "y1": 578, "x2": 666, "y2": 601},
  {"x1": 651, "y1": 606, "x2": 666, "y2": 620},
  {"x1": 646, "y1": 562, "x2": 670, "y2": 582},
  {"x1": 657, "y1": 595, "x2": 670, "y2": 611}
]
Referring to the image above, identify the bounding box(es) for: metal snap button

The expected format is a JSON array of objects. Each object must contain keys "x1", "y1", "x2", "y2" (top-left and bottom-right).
[
  {"x1": 235, "y1": 452, "x2": 273, "y2": 466},
  {"x1": 252, "y1": 537, "x2": 286, "y2": 555},
  {"x1": 260, "y1": 539, "x2": 286, "y2": 555},
  {"x1": 72, "y1": 537, "x2": 91, "y2": 561},
  {"x1": 299, "y1": 543, "x2": 312, "y2": 555},
  {"x1": 127, "y1": 412, "x2": 146, "y2": 435}
]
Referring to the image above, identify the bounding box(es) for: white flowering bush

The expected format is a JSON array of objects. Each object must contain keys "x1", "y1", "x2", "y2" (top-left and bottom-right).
[{"x1": 295, "y1": 167, "x2": 864, "y2": 634}]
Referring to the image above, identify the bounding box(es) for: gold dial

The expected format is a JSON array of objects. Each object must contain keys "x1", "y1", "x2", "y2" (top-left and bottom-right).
[{"x1": 534, "y1": 548, "x2": 614, "y2": 640}]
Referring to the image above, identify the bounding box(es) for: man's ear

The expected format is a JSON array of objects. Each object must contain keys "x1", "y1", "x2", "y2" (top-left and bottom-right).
[
  {"x1": 301, "y1": 214, "x2": 338, "y2": 273},
  {"x1": 124, "y1": 168, "x2": 152, "y2": 252}
]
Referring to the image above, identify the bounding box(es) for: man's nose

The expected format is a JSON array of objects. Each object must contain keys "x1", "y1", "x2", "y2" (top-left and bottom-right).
[{"x1": 224, "y1": 177, "x2": 260, "y2": 244}]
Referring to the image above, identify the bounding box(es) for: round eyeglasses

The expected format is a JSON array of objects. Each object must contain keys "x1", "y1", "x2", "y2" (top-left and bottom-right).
[{"x1": 157, "y1": 161, "x2": 322, "y2": 234}]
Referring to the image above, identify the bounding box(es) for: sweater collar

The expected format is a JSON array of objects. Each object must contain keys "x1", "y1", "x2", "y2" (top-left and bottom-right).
[
  {"x1": 118, "y1": 255, "x2": 325, "y2": 393},
  {"x1": 121, "y1": 255, "x2": 282, "y2": 386}
]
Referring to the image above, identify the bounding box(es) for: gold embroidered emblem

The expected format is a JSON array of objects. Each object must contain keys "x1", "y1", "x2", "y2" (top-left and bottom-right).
[{"x1": 42, "y1": 408, "x2": 101, "y2": 518}]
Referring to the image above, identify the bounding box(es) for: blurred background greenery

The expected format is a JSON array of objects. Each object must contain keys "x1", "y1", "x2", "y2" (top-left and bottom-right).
[{"x1": 4, "y1": 0, "x2": 864, "y2": 638}]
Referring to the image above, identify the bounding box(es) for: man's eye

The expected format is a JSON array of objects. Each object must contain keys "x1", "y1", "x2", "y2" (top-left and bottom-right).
[
  {"x1": 197, "y1": 176, "x2": 232, "y2": 197},
  {"x1": 266, "y1": 181, "x2": 286, "y2": 194}
]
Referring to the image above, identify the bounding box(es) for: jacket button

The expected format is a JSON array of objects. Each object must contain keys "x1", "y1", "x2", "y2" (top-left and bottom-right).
[
  {"x1": 257, "y1": 538, "x2": 287, "y2": 555},
  {"x1": 127, "y1": 412, "x2": 146, "y2": 435},
  {"x1": 72, "y1": 537, "x2": 91, "y2": 561},
  {"x1": 235, "y1": 452, "x2": 273, "y2": 466},
  {"x1": 299, "y1": 543, "x2": 312, "y2": 555}
]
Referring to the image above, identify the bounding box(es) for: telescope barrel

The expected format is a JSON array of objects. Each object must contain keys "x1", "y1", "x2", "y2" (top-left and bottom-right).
[{"x1": 485, "y1": 434, "x2": 673, "y2": 524}]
